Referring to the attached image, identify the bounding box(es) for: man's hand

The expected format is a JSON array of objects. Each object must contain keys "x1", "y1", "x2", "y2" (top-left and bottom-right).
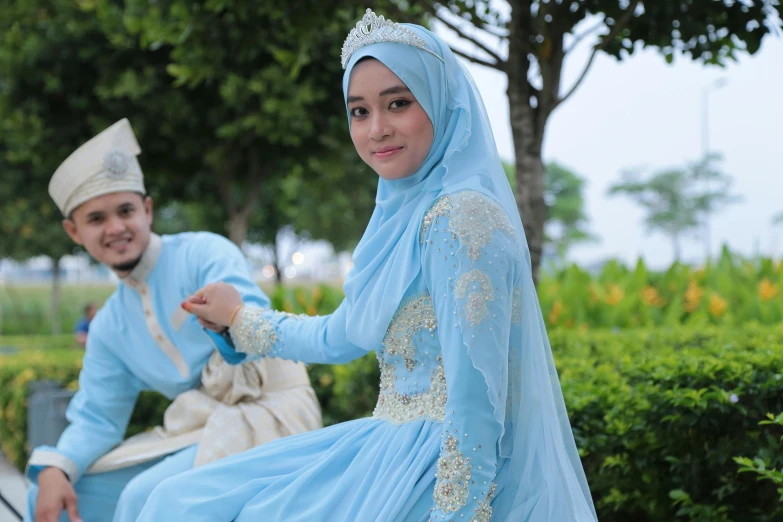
[
  {"x1": 35, "y1": 467, "x2": 81, "y2": 522},
  {"x1": 182, "y1": 282, "x2": 244, "y2": 330}
]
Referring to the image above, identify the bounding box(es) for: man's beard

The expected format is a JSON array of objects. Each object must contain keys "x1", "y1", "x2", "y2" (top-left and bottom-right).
[{"x1": 112, "y1": 254, "x2": 143, "y2": 274}]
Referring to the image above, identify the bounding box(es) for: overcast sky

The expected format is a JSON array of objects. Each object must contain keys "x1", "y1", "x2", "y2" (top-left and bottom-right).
[{"x1": 440, "y1": 16, "x2": 782, "y2": 269}]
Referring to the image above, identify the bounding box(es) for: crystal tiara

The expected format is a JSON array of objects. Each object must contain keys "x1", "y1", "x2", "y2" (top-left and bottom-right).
[{"x1": 341, "y1": 9, "x2": 445, "y2": 69}]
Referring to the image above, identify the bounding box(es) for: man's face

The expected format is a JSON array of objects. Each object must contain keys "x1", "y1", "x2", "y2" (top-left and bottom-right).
[
  {"x1": 86, "y1": 305, "x2": 97, "y2": 321},
  {"x1": 63, "y1": 192, "x2": 153, "y2": 276}
]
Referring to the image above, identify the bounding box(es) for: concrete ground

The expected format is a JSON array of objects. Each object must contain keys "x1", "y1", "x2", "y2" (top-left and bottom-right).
[{"x1": 0, "y1": 451, "x2": 26, "y2": 522}]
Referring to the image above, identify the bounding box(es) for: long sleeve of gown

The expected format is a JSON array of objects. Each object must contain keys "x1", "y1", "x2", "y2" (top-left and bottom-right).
[
  {"x1": 422, "y1": 192, "x2": 520, "y2": 522},
  {"x1": 26, "y1": 330, "x2": 144, "y2": 485},
  {"x1": 222, "y1": 300, "x2": 368, "y2": 365}
]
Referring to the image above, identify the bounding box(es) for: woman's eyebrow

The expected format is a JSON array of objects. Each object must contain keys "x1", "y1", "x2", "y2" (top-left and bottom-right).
[{"x1": 346, "y1": 85, "x2": 411, "y2": 104}]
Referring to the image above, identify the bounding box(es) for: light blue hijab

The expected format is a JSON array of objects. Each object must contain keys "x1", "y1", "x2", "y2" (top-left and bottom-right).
[{"x1": 342, "y1": 22, "x2": 597, "y2": 522}]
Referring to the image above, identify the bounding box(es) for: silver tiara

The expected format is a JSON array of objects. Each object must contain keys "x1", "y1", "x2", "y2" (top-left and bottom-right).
[{"x1": 341, "y1": 9, "x2": 445, "y2": 69}]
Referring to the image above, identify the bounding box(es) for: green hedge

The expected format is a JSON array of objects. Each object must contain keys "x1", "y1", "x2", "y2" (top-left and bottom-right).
[
  {"x1": 0, "y1": 283, "x2": 345, "y2": 336},
  {"x1": 2, "y1": 328, "x2": 782, "y2": 521}
]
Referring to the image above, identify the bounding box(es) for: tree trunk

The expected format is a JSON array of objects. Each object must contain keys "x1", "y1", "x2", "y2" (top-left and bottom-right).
[
  {"x1": 506, "y1": 3, "x2": 548, "y2": 284},
  {"x1": 511, "y1": 127, "x2": 547, "y2": 282},
  {"x1": 217, "y1": 147, "x2": 263, "y2": 249},
  {"x1": 50, "y1": 257, "x2": 62, "y2": 336},
  {"x1": 508, "y1": 76, "x2": 546, "y2": 282},
  {"x1": 228, "y1": 212, "x2": 249, "y2": 247},
  {"x1": 273, "y1": 258, "x2": 283, "y2": 284}
]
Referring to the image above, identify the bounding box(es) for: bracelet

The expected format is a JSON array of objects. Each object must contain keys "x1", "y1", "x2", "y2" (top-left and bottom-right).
[{"x1": 228, "y1": 305, "x2": 244, "y2": 328}]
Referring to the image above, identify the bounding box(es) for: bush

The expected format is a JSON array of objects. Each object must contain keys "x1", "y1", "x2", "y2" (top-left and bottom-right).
[
  {"x1": 0, "y1": 283, "x2": 345, "y2": 336},
  {"x1": 0, "y1": 332, "x2": 377, "y2": 472},
  {"x1": 5, "y1": 249, "x2": 783, "y2": 336},
  {"x1": 2, "y1": 327, "x2": 783, "y2": 521},
  {"x1": 538, "y1": 250, "x2": 783, "y2": 330},
  {"x1": 568, "y1": 336, "x2": 783, "y2": 522}
]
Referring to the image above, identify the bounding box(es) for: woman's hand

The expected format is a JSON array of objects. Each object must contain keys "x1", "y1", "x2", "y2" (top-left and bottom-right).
[{"x1": 182, "y1": 282, "x2": 244, "y2": 331}]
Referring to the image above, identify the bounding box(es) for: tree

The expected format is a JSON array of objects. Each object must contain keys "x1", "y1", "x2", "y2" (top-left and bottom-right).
[
  {"x1": 120, "y1": 1, "x2": 403, "y2": 247},
  {"x1": 608, "y1": 154, "x2": 740, "y2": 261},
  {"x1": 504, "y1": 161, "x2": 596, "y2": 262},
  {"x1": 391, "y1": 0, "x2": 780, "y2": 281},
  {"x1": 0, "y1": 156, "x2": 80, "y2": 335},
  {"x1": 0, "y1": 0, "x2": 156, "y2": 333},
  {"x1": 2, "y1": 0, "x2": 392, "y2": 296}
]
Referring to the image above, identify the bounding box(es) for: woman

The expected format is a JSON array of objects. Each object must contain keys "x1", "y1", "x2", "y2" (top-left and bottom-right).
[{"x1": 133, "y1": 10, "x2": 597, "y2": 522}]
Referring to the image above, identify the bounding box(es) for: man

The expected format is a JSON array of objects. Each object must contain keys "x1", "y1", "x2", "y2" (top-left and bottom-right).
[
  {"x1": 26, "y1": 119, "x2": 322, "y2": 522},
  {"x1": 73, "y1": 303, "x2": 97, "y2": 347}
]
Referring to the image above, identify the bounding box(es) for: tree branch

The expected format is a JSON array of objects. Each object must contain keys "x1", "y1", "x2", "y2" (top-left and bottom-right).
[
  {"x1": 451, "y1": 46, "x2": 504, "y2": 70},
  {"x1": 564, "y1": 19, "x2": 606, "y2": 55},
  {"x1": 432, "y1": 10, "x2": 505, "y2": 65},
  {"x1": 554, "y1": 0, "x2": 642, "y2": 110},
  {"x1": 480, "y1": 22, "x2": 509, "y2": 39}
]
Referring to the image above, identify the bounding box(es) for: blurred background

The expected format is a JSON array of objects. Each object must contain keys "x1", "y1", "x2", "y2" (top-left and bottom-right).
[{"x1": 1, "y1": 2, "x2": 782, "y2": 521}]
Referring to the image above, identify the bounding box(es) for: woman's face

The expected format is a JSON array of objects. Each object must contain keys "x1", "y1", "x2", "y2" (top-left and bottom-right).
[{"x1": 347, "y1": 59, "x2": 434, "y2": 181}]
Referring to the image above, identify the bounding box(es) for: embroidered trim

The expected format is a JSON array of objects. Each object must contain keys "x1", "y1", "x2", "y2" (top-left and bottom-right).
[
  {"x1": 421, "y1": 195, "x2": 453, "y2": 243},
  {"x1": 511, "y1": 287, "x2": 523, "y2": 324},
  {"x1": 455, "y1": 269, "x2": 495, "y2": 327},
  {"x1": 374, "y1": 293, "x2": 446, "y2": 423},
  {"x1": 383, "y1": 294, "x2": 437, "y2": 371},
  {"x1": 229, "y1": 306, "x2": 278, "y2": 357},
  {"x1": 469, "y1": 482, "x2": 497, "y2": 522},
  {"x1": 450, "y1": 191, "x2": 515, "y2": 261},
  {"x1": 373, "y1": 354, "x2": 447, "y2": 424},
  {"x1": 433, "y1": 435, "x2": 472, "y2": 513}
]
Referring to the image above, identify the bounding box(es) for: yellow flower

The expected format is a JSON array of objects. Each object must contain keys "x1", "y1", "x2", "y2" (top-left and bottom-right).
[
  {"x1": 684, "y1": 280, "x2": 703, "y2": 312},
  {"x1": 641, "y1": 285, "x2": 665, "y2": 307},
  {"x1": 605, "y1": 284, "x2": 624, "y2": 306},
  {"x1": 548, "y1": 300, "x2": 563, "y2": 325},
  {"x1": 588, "y1": 284, "x2": 600, "y2": 305},
  {"x1": 708, "y1": 293, "x2": 727, "y2": 318},
  {"x1": 759, "y1": 278, "x2": 779, "y2": 301}
]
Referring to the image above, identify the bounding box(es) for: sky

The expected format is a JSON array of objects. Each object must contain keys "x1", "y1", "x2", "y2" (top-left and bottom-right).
[{"x1": 446, "y1": 16, "x2": 783, "y2": 269}]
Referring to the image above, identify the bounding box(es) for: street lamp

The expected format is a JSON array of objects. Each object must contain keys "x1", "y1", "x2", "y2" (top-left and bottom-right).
[{"x1": 701, "y1": 77, "x2": 728, "y2": 261}]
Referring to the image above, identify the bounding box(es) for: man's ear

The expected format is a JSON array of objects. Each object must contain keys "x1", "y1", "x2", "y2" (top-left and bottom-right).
[
  {"x1": 63, "y1": 219, "x2": 83, "y2": 245},
  {"x1": 144, "y1": 196, "x2": 154, "y2": 227}
]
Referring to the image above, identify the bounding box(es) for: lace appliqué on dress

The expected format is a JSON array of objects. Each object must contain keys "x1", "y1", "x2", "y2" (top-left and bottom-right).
[
  {"x1": 421, "y1": 196, "x2": 453, "y2": 243},
  {"x1": 433, "y1": 434, "x2": 472, "y2": 513},
  {"x1": 383, "y1": 295, "x2": 437, "y2": 371},
  {"x1": 449, "y1": 191, "x2": 515, "y2": 262},
  {"x1": 455, "y1": 269, "x2": 495, "y2": 327},
  {"x1": 469, "y1": 482, "x2": 497, "y2": 522},
  {"x1": 374, "y1": 294, "x2": 447, "y2": 424},
  {"x1": 373, "y1": 355, "x2": 447, "y2": 424},
  {"x1": 511, "y1": 287, "x2": 523, "y2": 324},
  {"x1": 229, "y1": 306, "x2": 278, "y2": 357}
]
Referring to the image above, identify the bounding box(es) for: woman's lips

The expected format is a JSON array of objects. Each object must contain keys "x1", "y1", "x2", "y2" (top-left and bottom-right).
[{"x1": 373, "y1": 146, "x2": 404, "y2": 159}]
